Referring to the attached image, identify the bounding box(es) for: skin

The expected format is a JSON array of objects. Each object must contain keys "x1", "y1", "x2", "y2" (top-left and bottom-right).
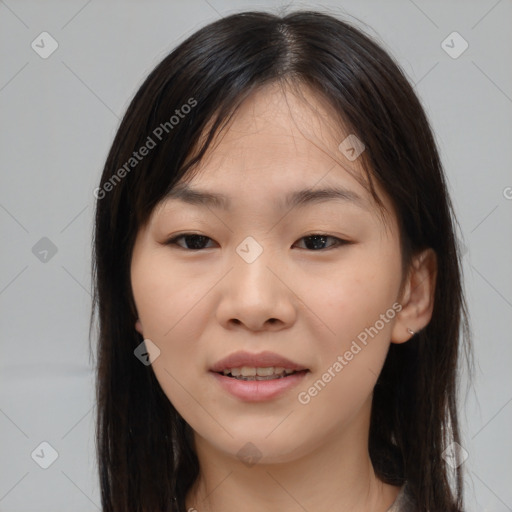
[{"x1": 130, "y1": 82, "x2": 437, "y2": 512}]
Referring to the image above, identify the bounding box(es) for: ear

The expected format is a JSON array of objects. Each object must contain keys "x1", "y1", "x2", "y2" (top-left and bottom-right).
[
  {"x1": 135, "y1": 319, "x2": 144, "y2": 336},
  {"x1": 391, "y1": 248, "x2": 437, "y2": 344}
]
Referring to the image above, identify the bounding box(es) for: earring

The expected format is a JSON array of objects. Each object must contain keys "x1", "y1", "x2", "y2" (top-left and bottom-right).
[{"x1": 407, "y1": 328, "x2": 416, "y2": 336}]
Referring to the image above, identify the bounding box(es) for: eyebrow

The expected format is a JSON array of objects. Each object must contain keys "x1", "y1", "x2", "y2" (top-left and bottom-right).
[{"x1": 163, "y1": 183, "x2": 368, "y2": 211}]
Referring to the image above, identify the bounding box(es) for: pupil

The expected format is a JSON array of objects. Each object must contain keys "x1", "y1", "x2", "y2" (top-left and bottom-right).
[
  {"x1": 306, "y1": 235, "x2": 327, "y2": 250},
  {"x1": 187, "y1": 235, "x2": 208, "y2": 249}
]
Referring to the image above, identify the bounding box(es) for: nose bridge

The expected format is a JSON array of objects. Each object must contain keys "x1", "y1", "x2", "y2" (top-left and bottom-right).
[
  {"x1": 218, "y1": 233, "x2": 294, "y2": 324},
  {"x1": 214, "y1": 229, "x2": 299, "y2": 331},
  {"x1": 231, "y1": 235, "x2": 277, "y2": 295}
]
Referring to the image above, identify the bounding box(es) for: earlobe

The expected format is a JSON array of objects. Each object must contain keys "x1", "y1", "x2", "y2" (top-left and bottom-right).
[
  {"x1": 135, "y1": 319, "x2": 143, "y2": 336},
  {"x1": 391, "y1": 248, "x2": 437, "y2": 344}
]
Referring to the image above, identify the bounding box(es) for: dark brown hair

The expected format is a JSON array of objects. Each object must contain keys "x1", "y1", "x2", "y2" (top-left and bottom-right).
[{"x1": 90, "y1": 9, "x2": 473, "y2": 512}]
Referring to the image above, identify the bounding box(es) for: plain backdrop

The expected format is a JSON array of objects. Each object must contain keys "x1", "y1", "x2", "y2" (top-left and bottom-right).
[{"x1": 1, "y1": 1, "x2": 511, "y2": 511}]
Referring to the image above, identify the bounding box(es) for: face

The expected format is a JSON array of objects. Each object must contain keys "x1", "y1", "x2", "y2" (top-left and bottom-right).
[{"x1": 130, "y1": 82, "x2": 408, "y2": 465}]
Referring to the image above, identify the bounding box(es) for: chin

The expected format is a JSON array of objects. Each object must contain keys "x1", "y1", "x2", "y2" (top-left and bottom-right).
[{"x1": 195, "y1": 426, "x2": 313, "y2": 467}]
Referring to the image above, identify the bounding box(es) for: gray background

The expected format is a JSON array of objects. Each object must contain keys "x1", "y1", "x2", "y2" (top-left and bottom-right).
[{"x1": 1, "y1": 0, "x2": 511, "y2": 510}]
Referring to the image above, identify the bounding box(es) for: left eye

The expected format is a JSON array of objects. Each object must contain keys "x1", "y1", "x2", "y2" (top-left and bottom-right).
[
  {"x1": 164, "y1": 233, "x2": 348, "y2": 251},
  {"x1": 295, "y1": 234, "x2": 347, "y2": 250}
]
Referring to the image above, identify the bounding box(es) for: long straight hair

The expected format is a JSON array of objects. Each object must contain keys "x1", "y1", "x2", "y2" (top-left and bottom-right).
[{"x1": 90, "y1": 9, "x2": 473, "y2": 512}]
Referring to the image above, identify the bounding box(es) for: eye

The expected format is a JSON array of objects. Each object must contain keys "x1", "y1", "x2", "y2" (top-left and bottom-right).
[
  {"x1": 294, "y1": 234, "x2": 348, "y2": 251},
  {"x1": 164, "y1": 233, "x2": 349, "y2": 251},
  {"x1": 165, "y1": 233, "x2": 216, "y2": 250}
]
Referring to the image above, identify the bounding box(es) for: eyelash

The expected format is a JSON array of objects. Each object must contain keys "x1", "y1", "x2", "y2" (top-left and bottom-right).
[{"x1": 164, "y1": 233, "x2": 350, "y2": 251}]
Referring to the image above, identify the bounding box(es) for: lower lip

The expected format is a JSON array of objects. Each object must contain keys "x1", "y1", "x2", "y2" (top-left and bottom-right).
[{"x1": 210, "y1": 370, "x2": 309, "y2": 402}]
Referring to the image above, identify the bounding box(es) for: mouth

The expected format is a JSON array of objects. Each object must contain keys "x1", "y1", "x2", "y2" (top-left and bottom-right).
[
  {"x1": 210, "y1": 350, "x2": 309, "y2": 377},
  {"x1": 209, "y1": 350, "x2": 310, "y2": 401},
  {"x1": 216, "y1": 367, "x2": 308, "y2": 381}
]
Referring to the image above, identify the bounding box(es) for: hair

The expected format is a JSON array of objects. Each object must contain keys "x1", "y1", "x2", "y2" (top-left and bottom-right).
[{"x1": 90, "y1": 8, "x2": 473, "y2": 512}]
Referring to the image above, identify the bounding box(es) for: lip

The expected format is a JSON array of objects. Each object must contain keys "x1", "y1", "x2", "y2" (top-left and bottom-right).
[
  {"x1": 210, "y1": 370, "x2": 309, "y2": 402},
  {"x1": 210, "y1": 350, "x2": 308, "y2": 373},
  {"x1": 209, "y1": 350, "x2": 309, "y2": 402}
]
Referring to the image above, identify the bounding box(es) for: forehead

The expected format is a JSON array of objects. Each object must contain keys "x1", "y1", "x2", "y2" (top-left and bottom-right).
[
  {"x1": 178, "y1": 84, "x2": 366, "y2": 194},
  {"x1": 157, "y1": 83, "x2": 397, "y2": 228},
  {"x1": 207, "y1": 81, "x2": 349, "y2": 164}
]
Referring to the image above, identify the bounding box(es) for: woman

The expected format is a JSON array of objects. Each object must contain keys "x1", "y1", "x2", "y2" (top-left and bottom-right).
[{"x1": 91, "y1": 10, "x2": 473, "y2": 511}]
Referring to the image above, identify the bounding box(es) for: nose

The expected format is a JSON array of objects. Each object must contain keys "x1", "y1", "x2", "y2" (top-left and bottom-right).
[{"x1": 215, "y1": 242, "x2": 297, "y2": 332}]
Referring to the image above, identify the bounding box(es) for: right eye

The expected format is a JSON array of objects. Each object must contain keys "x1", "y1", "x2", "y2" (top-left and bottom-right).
[{"x1": 164, "y1": 233, "x2": 216, "y2": 250}]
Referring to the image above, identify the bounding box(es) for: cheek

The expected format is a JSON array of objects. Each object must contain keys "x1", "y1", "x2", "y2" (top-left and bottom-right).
[
  {"x1": 293, "y1": 249, "x2": 401, "y2": 420},
  {"x1": 130, "y1": 250, "x2": 213, "y2": 386},
  {"x1": 303, "y1": 243, "x2": 402, "y2": 365},
  {"x1": 131, "y1": 249, "x2": 205, "y2": 337},
  {"x1": 131, "y1": 251, "x2": 215, "y2": 417},
  {"x1": 323, "y1": 253, "x2": 399, "y2": 320}
]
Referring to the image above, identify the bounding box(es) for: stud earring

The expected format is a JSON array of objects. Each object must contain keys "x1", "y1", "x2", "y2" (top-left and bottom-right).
[{"x1": 407, "y1": 328, "x2": 416, "y2": 336}]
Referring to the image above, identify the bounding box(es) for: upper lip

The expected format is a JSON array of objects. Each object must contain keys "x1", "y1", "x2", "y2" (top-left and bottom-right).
[{"x1": 210, "y1": 350, "x2": 308, "y2": 372}]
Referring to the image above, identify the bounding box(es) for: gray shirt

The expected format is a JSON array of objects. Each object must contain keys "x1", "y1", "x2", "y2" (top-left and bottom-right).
[{"x1": 385, "y1": 482, "x2": 415, "y2": 512}]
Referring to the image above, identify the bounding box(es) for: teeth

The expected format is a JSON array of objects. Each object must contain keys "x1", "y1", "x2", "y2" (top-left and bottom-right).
[
  {"x1": 241, "y1": 366, "x2": 257, "y2": 377},
  {"x1": 221, "y1": 366, "x2": 300, "y2": 380},
  {"x1": 256, "y1": 367, "x2": 274, "y2": 377}
]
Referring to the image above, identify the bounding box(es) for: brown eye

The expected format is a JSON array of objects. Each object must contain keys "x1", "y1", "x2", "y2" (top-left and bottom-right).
[
  {"x1": 165, "y1": 234, "x2": 215, "y2": 250},
  {"x1": 164, "y1": 233, "x2": 349, "y2": 251},
  {"x1": 294, "y1": 234, "x2": 347, "y2": 251}
]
